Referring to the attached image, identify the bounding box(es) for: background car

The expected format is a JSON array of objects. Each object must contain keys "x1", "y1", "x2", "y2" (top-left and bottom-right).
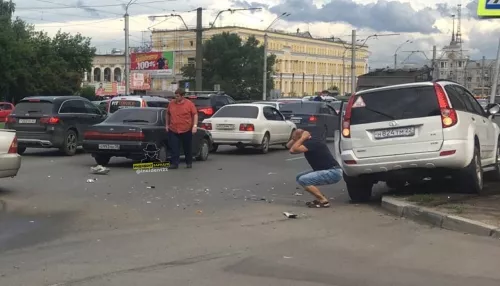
[
  {"x1": 200, "y1": 104, "x2": 296, "y2": 153},
  {"x1": 185, "y1": 92, "x2": 236, "y2": 123},
  {"x1": 279, "y1": 102, "x2": 339, "y2": 141},
  {"x1": 0, "y1": 130, "x2": 21, "y2": 179},
  {"x1": 477, "y1": 98, "x2": 488, "y2": 111},
  {"x1": 83, "y1": 107, "x2": 212, "y2": 165},
  {"x1": 0, "y1": 102, "x2": 14, "y2": 122},
  {"x1": 6, "y1": 96, "x2": 107, "y2": 155},
  {"x1": 253, "y1": 101, "x2": 285, "y2": 111},
  {"x1": 92, "y1": 100, "x2": 110, "y2": 113},
  {"x1": 107, "y1": 96, "x2": 169, "y2": 114}
]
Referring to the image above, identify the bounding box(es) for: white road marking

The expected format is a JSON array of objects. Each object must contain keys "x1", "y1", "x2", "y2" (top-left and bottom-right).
[{"x1": 286, "y1": 156, "x2": 304, "y2": 161}]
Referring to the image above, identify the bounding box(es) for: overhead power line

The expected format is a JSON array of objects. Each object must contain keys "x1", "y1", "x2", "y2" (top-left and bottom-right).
[{"x1": 17, "y1": 0, "x2": 175, "y2": 10}]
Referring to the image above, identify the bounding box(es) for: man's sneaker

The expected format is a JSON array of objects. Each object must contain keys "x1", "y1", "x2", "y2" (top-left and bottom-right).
[{"x1": 186, "y1": 164, "x2": 192, "y2": 169}]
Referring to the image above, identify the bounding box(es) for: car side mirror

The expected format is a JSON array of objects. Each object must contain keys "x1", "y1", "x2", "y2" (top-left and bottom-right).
[{"x1": 487, "y1": 103, "x2": 500, "y2": 115}]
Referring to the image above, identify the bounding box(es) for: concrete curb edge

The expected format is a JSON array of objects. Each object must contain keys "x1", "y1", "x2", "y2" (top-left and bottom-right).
[{"x1": 381, "y1": 196, "x2": 500, "y2": 238}]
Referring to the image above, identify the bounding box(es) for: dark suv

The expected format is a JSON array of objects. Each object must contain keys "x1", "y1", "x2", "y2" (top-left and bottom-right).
[
  {"x1": 185, "y1": 92, "x2": 236, "y2": 123},
  {"x1": 5, "y1": 96, "x2": 107, "y2": 155}
]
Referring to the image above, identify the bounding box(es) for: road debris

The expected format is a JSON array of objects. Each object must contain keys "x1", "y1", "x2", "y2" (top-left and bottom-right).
[
  {"x1": 283, "y1": 256, "x2": 293, "y2": 259},
  {"x1": 268, "y1": 172, "x2": 277, "y2": 175},
  {"x1": 283, "y1": 212, "x2": 297, "y2": 218},
  {"x1": 294, "y1": 192, "x2": 303, "y2": 196},
  {"x1": 90, "y1": 165, "x2": 110, "y2": 175},
  {"x1": 196, "y1": 210, "x2": 203, "y2": 214},
  {"x1": 146, "y1": 186, "x2": 155, "y2": 189},
  {"x1": 86, "y1": 178, "x2": 96, "y2": 183}
]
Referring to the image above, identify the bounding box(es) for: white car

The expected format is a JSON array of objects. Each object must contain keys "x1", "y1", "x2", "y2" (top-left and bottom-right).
[
  {"x1": 201, "y1": 104, "x2": 297, "y2": 153},
  {"x1": 335, "y1": 81, "x2": 500, "y2": 202},
  {"x1": 0, "y1": 130, "x2": 21, "y2": 178},
  {"x1": 253, "y1": 101, "x2": 283, "y2": 110}
]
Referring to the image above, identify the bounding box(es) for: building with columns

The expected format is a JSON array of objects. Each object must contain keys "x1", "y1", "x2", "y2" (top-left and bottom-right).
[
  {"x1": 85, "y1": 53, "x2": 125, "y2": 84},
  {"x1": 151, "y1": 26, "x2": 369, "y2": 96}
]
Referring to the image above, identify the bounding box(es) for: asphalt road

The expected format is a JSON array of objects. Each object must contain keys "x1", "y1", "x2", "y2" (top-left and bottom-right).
[{"x1": 1, "y1": 144, "x2": 500, "y2": 286}]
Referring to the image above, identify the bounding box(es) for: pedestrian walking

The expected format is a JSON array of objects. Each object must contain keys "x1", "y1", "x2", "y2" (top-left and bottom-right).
[
  {"x1": 165, "y1": 88, "x2": 198, "y2": 169},
  {"x1": 287, "y1": 129, "x2": 343, "y2": 208}
]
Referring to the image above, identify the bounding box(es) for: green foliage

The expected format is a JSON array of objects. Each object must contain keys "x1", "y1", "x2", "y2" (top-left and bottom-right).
[
  {"x1": 181, "y1": 32, "x2": 276, "y2": 100},
  {"x1": 329, "y1": 86, "x2": 339, "y2": 91},
  {"x1": 0, "y1": 2, "x2": 95, "y2": 103},
  {"x1": 77, "y1": 85, "x2": 97, "y2": 100}
]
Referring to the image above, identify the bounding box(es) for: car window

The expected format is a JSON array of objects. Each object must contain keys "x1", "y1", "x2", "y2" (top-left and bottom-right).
[
  {"x1": 84, "y1": 101, "x2": 101, "y2": 114},
  {"x1": 160, "y1": 110, "x2": 166, "y2": 125},
  {"x1": 350, "y1": 86, "x2": 440, "y2": 125},
  {"x1": 147, "y1": 101, "x2": 169, "y2": 108},
  {"x1": 263, "y1": 107, "x2": 275, "y2": 120},
  {"x1": 226, "y1": 96, "x2": 236, "y2": 104},
  {"x1": 60, "y1": 100, "x2": 86, "y2": 113},
  {"x1": 462, "y1": 87, "x2": 486, "y2": 116},
  {"x1": 212, "y1": 106, "x2": 259, "y2": 118},
  {"x1": 271, "y1": 108, "x2": 285, "y2": 121},
  {"x1": 187, "y1": 96, "x2": 211, "y2": 107},
  {"x1": 0, "y1": 104, "x2": 12, "y2": 110},
  {"x1": 105, "y1": 109, "x2": 159, "y2": 124},
  {"x1": 13, "y1": 101, "x2": 53, "y2": 115},
  {"x1": 109, "y1": 100, "x2": 141, "y2": 113},
  {"x1": 279, "y1": 103, "x2": 320, "y2": 114},
  {"x1": 215, "y1": 96, "x2": 227, "y2": 106},
  {"x1": 444, "y1": 86, "x2": 467, "y2": 112}
]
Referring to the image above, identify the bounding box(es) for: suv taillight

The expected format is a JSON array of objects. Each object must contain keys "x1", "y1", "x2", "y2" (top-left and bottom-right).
[
  {"x1": 342, "y1": 94, "x2": 356, "y2": 138},
  {"x1": 40, "y1": 117, "x2": 60, "y2": 124},
  {"x1": 434, "y1": 83, "x2": 457, "y2": 128},
  {"x1": 6, "y1": 116, "x2": 15, "y2": 123},
  {"x1": 199, "y1": 107, "x2": 214, "y2": 116},
  {"x1": 8, "y1": 136, "x2": 17, "y2": 153}
]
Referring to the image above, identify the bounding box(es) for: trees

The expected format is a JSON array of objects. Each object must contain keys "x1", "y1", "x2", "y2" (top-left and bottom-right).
[
  {"x1": 181, "y1": 32, "x2": 276, "y2": 100},
  {"x1": 0, "y1": 1, "x2": 95, "y2": 103}
]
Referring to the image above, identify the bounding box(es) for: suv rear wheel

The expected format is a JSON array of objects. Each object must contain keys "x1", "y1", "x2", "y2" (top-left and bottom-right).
[
  {"x1": 457, "y1": 147, "x2": 483, "y2": 193},
  {"x1": 60, "y1": 130, "x2": 78, "y2": 156},
  {"x1": 344, "y1": 172, "x2": 373, "y2": 202}
]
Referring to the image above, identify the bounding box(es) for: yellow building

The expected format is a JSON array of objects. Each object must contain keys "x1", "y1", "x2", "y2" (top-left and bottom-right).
[{"x1": 151, "y1": 26, "x2": 369, "y2": 95}]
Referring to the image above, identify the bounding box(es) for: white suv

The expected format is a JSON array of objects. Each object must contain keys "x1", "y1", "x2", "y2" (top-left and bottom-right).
[{"x1": 335, "y1": 81, "x2": 500, "y2": 202}]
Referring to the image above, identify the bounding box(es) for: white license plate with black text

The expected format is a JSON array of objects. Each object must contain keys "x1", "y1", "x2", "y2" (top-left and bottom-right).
[
  {"x1": 291, "y1": 117, "x2": 301, "y2": 123},
  {"x1": 373, "y1": 127, "x2": 415, "y2": 139},
  {"x1": 18, "y1": 119, "x2": 36, "y2": 124},
  {"x1": 98, "y1": 144, "x2": 120, "y2": 150},
  {"x1": 216, "y1": 124, "x2": 234, "y2": 130}
]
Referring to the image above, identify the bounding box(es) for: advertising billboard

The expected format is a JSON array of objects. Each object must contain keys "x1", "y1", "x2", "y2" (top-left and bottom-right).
[
  {"x1": 478, "y1": 0, "x2": 500, "y2": 17},
  {"x1": 130, "y1": 73, "x2": 152, "y2": 90},
  {"x1": 130, "y1": 51, "x2": 174, "y2": 76}
]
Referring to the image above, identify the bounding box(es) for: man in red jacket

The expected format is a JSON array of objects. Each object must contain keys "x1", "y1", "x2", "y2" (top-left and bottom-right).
[{"x1": 166, "y1": 88, "x2": 198, "y2": 169}]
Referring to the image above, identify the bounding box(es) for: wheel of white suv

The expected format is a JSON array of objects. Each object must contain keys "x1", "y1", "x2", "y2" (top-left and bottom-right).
[
  {"x1": 485, "y1": 136, "x2": 500, "y2": 181},
  {"x1": 457, "y1": 146, "x2": 483, "y2": 194},
  {"x1": 344, "y1": 172, "x2": 373, "y2": 202}
]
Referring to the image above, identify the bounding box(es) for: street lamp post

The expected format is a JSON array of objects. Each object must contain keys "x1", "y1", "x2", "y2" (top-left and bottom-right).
[
  {"x1": 394, "y1": 40, "x2": 412, "y2": 69},
  {"x1": 124, "y1": 0, "x2": 138, "y2": 95},
  {"x1": 263, "y1": 12, "x2": 290, "y2": 100}
]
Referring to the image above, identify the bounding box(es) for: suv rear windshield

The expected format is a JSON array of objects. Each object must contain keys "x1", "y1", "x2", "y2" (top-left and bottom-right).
[
  {"x1": 109, "y1": 100, "x2": 141, "y2": 113},
  {"x1": 350, "y1": 86, "x2": 440, "y2": 125},
  {"x1": 105, "y1": 109, "x2": 158, "y2": 124},
  {"x1": 279, "y1": 103, "x2": 320, "y2": 114},
  {"x1": 187, "y1": 97, "x2": 211, "y2": 107},
  {"x1": 14, "y1": 101, "x2": 53, "y2": 115},
  {"x1": 212, "y1": 106, "x2": 258, "y2": 118}
]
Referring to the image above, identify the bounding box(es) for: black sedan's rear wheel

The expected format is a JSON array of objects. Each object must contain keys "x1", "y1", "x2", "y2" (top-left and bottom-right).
[
  {"x1": 196, "y1": 139, "x2": 210, "y2": 161},
  {"x1": 60, "y1": 130, "x2": 78, "y2": 156}
]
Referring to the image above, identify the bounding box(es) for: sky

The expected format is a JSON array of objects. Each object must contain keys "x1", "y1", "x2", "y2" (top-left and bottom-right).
[{"x1": 11, "y1": 0, "x2": 500, "y2": 69}]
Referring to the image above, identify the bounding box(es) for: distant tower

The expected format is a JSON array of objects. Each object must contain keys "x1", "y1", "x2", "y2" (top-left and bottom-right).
[
  {"x1": 456, "y1": 4, "x2": 462, "y2": 44},
  {"x1": 451, "y1": 14, "x2": 456, "y2": 44}
]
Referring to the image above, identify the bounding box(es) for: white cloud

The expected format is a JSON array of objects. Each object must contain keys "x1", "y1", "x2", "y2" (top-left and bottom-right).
[{"x1": 12, "y1": 0, "x2": 500, "y2": 68}]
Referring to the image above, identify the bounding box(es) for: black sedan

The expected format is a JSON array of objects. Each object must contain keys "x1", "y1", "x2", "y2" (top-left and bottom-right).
[
  {"x1": 83, "y1": 107, "x2": 212, "y2": 165},
  {"x1": 279, "y1": 102, "x2": 339, "y2": 141}
]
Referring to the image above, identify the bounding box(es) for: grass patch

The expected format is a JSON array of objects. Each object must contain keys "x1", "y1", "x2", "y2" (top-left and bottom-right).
[
  {"x1": 443, "y1": 204, "x2": 465, "y2": 214},
  {"x1": 406, "y1": 194, "x2": 437, "y2": 205},
  {"x1": 0, "y1": 122, "x2": 4, "y2": 129}
]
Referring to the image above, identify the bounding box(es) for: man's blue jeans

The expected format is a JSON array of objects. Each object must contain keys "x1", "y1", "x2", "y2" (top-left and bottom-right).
[{"x1": 296, "y1": 168, "x2": 343, "y2": 187}]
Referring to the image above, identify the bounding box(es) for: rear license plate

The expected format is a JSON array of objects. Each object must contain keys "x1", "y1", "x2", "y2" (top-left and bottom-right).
[
  {"x1": 291, "y1": 117, "x2": 301, "y2": 123},
  {"x1": 98, "y1": 144, "x2": 120, "y2": 150},
  {"x1": 18, "y1": 119, "x2": 36, "y2": 124},
  {"x1": 373, "y1": 127, "x2": 415, "y2": 139},
  {"x1": 216, "y1": 124, "x2": 234, "y2": 130}
]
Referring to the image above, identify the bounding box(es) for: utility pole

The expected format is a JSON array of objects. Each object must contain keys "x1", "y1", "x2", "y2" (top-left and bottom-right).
[
  {"x1": 432, "y1": 45, "x2": 437, "y2": 80},
  {"x1": 195, "y1": 7, "x2": 203, "y2": 91},
  {"x1": 481, "y1": 56, "x2": 485, "y2": 97},
  {"x1": 351, "y1": 29, "x2": 356, "y2": 93},
  {"x1": 490, "y1": 39, "x2": 500, "y2": 103},
  {"x1": 302, "y1": 72, "x2": 305, "y2": 95},
  {"x1": 124, "y1": 10, "x2": 130, "y2": 95},
  {"x1": 262, "y1": 33, "x2": 268, "y2": 100}
]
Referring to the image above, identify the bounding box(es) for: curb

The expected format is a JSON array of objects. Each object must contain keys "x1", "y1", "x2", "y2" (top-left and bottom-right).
[{"x1": 381, "y1": 196, "x2": 500, "y2": 238}]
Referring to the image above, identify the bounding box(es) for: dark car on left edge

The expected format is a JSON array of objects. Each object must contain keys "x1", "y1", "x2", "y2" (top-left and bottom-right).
[
  {"x1": 82, "y1": 107, "x2": 212, "y2": 165},
  {"x1": 5, "y1": 96, "x2": 107, "y2": 155}
]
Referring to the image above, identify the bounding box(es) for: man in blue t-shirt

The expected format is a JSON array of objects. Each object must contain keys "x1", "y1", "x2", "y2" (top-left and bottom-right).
[{"x1": 287, "y1": 129, "x2": 342, "y2": 208}]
